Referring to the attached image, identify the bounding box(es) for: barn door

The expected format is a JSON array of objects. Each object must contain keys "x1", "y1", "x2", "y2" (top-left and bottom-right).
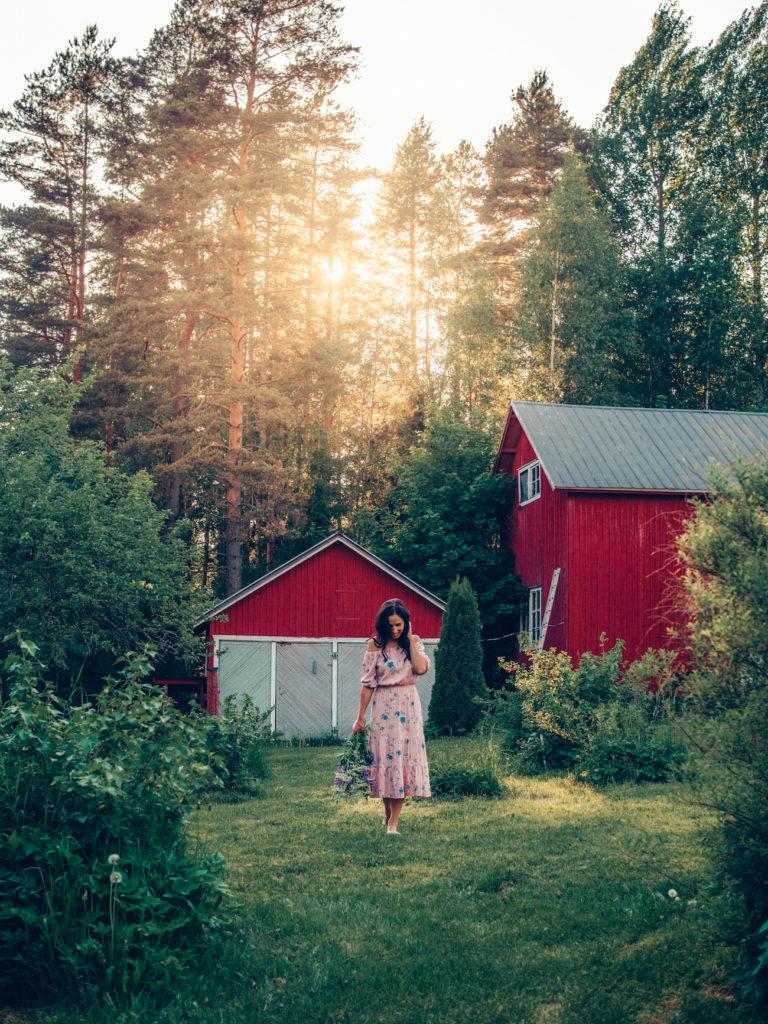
[
  {"x1": 275, "y1": 641, "x2": 333, "y2": 738},
  {"x1": 335, "y1": 640, "x2": 439, "y2": 738},
  {"x1": 336, "y1": 641, "x2": 369, "y2": 736},
  {"x1": 216, "y1": 639, "x2": 273, "y2": 716},
  {"x1": 417, "y1": 642, "x2": 438, "y2": 723}
]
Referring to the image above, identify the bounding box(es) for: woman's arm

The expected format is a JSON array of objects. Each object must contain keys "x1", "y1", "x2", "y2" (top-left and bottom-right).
[
  {"x1": 353, "y1": 685, "x2": 375, "y2": 730},
  {"x1": 409, "y1": 632, "x2": 429, "y2": 675},
  {"x1": 352, "y1": 639, "x2": 378, "y2": 732}
]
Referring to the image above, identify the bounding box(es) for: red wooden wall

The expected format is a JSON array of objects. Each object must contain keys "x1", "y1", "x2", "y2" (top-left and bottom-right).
[
  {"x1": 506, "y1": 431, "x2": 569, "y2": 653},
  {"x1": 566, "y1": 492, "x2": 693, "y2": 662},
  {"x1": 499, "y1": 415, "x2": 697, "y2": 664},
  {"x1": 209, "y1": 541, "x2": 443, "y2": 640}
]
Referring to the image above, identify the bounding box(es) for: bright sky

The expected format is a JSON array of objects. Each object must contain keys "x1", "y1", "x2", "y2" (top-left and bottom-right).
[{"x1": 0, "y1": 0, "x2": 752, "y2": 200}]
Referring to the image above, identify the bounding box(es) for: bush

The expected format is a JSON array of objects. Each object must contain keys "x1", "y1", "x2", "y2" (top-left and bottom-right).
[
  {"x1": 479, "y1": 641, "x2": 688, "y2": 783},
  {"x1": 577, "y1": 704, "x2": 688, "y2": 785},
  {"x1": 0, "y1": 635, "x2": 229, "y2": 1006},
  {"x1": 677, "y1": 457, "x2": 768, "y2": 1003},
  {"x1": 203, "y1": 694, "x2": 273, "y2": 793},
  {"x1": 429, "y1": 577, "x2": 488, "y2": 735},
  {"x1": 430, "y1": 765, "x2": 504, "y2": 798}
]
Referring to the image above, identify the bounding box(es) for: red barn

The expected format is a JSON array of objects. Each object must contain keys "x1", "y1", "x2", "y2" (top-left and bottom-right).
[
  {"x1": 494, "y1": 401, "x2": 768, "y2": 664},
  {"x1": 195, "y1": 531, "x2": 444, "y2": 738}
]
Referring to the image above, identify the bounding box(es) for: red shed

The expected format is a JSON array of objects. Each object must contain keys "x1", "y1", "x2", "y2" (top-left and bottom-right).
[
  {"x1": 195, "y1": 531, "x2": 445, "y2": 738},
  {"x1": 494, "y1": 401, "x2": 768, "y2": 664}
]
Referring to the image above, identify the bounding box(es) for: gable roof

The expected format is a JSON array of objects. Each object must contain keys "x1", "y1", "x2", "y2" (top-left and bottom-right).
[
  {"x1": 194, "y1": 531, "x2": 446, "y2": 627},
  {"x1": 496, "y1": 401, "x2": 768, "y2": 493}
]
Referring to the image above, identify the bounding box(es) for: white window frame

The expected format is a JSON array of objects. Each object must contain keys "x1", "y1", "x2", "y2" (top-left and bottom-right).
[
  {"x1": 519, "y1": 587, "x2": 542, "y2": 647},
  {"x1": 518, "y1": 459, "x2": 541, "y2": 506}
]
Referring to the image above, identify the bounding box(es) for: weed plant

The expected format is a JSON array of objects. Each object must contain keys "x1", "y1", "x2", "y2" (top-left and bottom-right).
[{"x1": 203, "y1": 694, "x2": 273, "y2": 794}]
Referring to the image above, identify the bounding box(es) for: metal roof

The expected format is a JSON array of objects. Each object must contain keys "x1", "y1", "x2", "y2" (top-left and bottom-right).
[
  {"x1": 194, "y1": 531, "x2": 446, "y2": 627},
  {"x1": 509, "y1": 401, "x2": 768, "y2": 492}
]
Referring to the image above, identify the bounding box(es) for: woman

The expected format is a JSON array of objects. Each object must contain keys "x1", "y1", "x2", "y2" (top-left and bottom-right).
[{"x1": 352, "y1": 598, "x2": 432, "y2": 834}]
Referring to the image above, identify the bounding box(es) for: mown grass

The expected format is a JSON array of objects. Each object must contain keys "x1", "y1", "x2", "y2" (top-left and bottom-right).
[{"x1": 18, "y1": 737, "x2": 760, "y2": 1024}]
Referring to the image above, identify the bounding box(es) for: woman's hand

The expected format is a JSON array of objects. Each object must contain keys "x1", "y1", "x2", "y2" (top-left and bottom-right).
[{"x1": 351, "y1": 716, "x2": 366, "y2": 734}]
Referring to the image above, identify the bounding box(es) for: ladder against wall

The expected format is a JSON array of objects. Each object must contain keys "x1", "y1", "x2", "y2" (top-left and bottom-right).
[{"x1": 539, "y1": 568, "x2": 561, "y2": 650}]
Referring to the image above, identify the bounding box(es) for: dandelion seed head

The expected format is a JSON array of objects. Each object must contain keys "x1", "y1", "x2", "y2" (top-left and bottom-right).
[
  {"x1": 667, "y1": 888, "x2": 678, "y2": 898},
  {"x1": 110, "y1": 871, "x2": 123, "y2": 885},
  {"x1": 108, "y1": 853, "x2": 120, "y2": 865}
]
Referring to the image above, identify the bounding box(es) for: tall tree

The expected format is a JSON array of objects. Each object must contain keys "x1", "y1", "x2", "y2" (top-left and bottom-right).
[
  {"x1": 593, "y1": 2, "x2": 704, "y2": 405},
  {"x1": 512, "y1": 155, "x2": 635, "y2": 403},
  {"x1": 95, "y1": 0, "x2": 358, "y2": 595},
  {"x1": 376, "y1": 117, "x2": 446, "y2": 390},
  {"x1": 480, "y1": 70, "x2": 583, "y2": 318},
  {"x1": 701, "y1": 3, "x2": 768, "y2": 406},
  {"x1": 0, "y1": 26, "x2": 116, "y2": 382}
]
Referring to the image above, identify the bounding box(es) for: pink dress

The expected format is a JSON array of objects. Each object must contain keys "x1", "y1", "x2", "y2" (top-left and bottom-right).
[{"x1": 361, "y1": 639, "x2": 432, "y2": 799}]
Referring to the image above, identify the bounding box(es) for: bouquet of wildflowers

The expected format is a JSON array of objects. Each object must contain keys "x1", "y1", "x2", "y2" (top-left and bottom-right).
[{"x1": 333, "y1": 728, "x2": 375, "y2": 801}]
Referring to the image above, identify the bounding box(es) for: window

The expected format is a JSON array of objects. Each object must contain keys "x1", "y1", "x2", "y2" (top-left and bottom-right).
[
  {"x1": 519, "y1": 586, "x2": 542, "y2": 647},
  {"x1": 518, "y1": 460, "x2": 541, "y2": 505},
  {"x1": 529, "y1": 587, "x2": 542, "y2": 646}
]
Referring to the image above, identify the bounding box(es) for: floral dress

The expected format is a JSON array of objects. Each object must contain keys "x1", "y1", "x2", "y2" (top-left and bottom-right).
[{"x1": 360, "y1": 639, "x2": 432, "y2": 799}]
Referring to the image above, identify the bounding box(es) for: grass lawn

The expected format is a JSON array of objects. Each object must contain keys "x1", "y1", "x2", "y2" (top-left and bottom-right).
[{"x1": 24, "y1": 737, "x2": 759, "y2": 1024}]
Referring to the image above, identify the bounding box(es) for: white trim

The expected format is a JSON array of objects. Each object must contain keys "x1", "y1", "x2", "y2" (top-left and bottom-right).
[
  {"x1": 528, "y1": 587, "x2": 542, "y2": 646},
  {"x1": 195, "y1": 532, "x2": 447, "y2": 626},
  {"x1": 518, "y1": 459, "x2": 542, "y2": 506},
  {"x1": 270, "y1": 641, "x2": 277, "y2": 733},
  {"x1": 331, "y1": 641, "x2": 338, "y2": 732},
  {"x1": 209, "y1": 634, "x2": 441, "y2": 644}
]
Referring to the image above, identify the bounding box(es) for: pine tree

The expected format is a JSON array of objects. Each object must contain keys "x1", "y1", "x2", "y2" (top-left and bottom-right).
[
  {"x1": 0, "y1": 26, "x2": 115, "y2": 382},
  {"x1": 429, "y1": 577, "x2": 488, "y2": 735},
  {"x1": 92, "y1": 0, "x2": 358, "y2": 594},
  {"x1": 480, "y1": 70, "x2": 584, "y2": 318},
  {"x1": 376, "y1": 117, "x2": 447, "y2": 390}
]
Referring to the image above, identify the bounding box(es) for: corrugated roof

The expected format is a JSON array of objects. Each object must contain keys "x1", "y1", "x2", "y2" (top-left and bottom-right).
[{"x1": 511, "y1": 401, "x2": 768, "y2": 492}]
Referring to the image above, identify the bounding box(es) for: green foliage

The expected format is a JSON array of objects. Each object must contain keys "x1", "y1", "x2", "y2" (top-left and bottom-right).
[
  {"x1": 0, "y1": 634, "x2": 229, "y2": 1005},
  {"x1": 578, "y1": 704, "x2": 689, "y2": 785},
  {"x1": 203, "y1": 695, "x2": 273, "y2": 795},
  {"x1": 428, "y1": 739, "x2": 505, "y2": 798},
  {"x1": 429, "y1": 765, "x2": 504, "y2": 799},
  {"x1": 429, "y1": 577, "x2": 488, "y2": 735},
  {"x1": 479, "y1": 642, "x2": 688, "y2": 783},
  {"x1": 281, "y1": 731, "x2": 345, "y2": 747},
  {"x1": 512, "y1": 154, "x2": 635, "y2": 404},
  {"x1": 0, "y1": 363, "x2": 206, "y2": 690},
  {"x1": 679, "y1": 458, "x2": 768, "y2": 1002},
  {"x1": 332, "y1": 729, "x2": 374, "y2": 800},
  {"x1": 358, "y1": 407, "x2": 525, "y2": 678}
]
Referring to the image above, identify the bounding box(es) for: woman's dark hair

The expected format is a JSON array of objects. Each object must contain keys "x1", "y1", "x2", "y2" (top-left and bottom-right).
[{"x1": 372, "y1": 599, "x2": 412, "y2": 661}]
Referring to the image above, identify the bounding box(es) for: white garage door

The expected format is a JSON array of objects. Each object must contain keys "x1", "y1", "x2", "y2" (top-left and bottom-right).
[
  {"x1": 216, "y1": 638, "x2": 438, "y2": 739},
  {"x1": 216, "y1": 638, "x2": 272, "y2": 713}
]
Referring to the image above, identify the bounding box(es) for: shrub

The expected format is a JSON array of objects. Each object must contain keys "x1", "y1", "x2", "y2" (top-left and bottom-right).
[
  {"x1": 479, "y1": 641, "x2": 688, "y2": 783},
  {"x1": 677, "y1": 457, "x2": 768, "y2": 1003},
  {"x1": 0, "y1": 635, "x2": 229, "y2": 1005},
  {"x1": 203, "y1": 694, "x2": 272, "y2": 793},
  {"x1": 429, "y1": 577, "x2": 488, "y2": 734},
  {"x1": 578, "y1": 704, "x2": 688, "y2": 785}
]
